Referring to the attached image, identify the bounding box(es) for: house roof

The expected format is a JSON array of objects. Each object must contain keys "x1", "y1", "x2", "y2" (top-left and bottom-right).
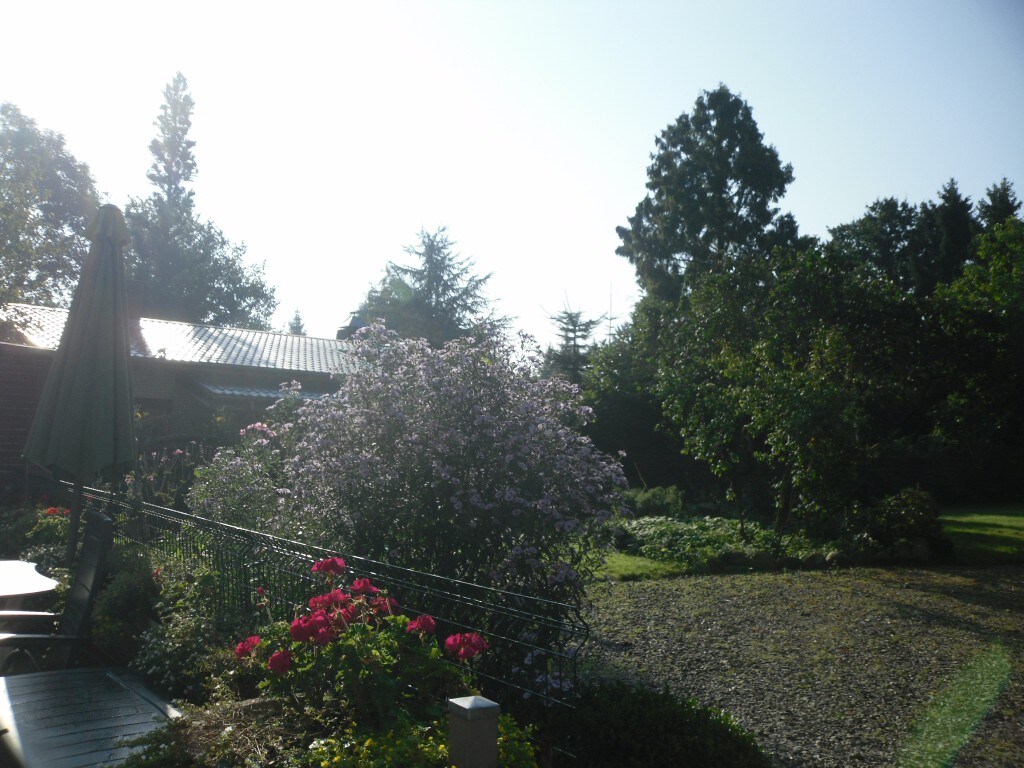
[{"x1": 1, "y1": 304, "x2": 357, "y2": 375}]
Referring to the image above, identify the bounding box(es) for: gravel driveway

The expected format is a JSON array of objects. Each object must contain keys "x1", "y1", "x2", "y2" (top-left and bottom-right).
[{"x1": 583, "y1": 566, "x2": 1024, "y2": 767}]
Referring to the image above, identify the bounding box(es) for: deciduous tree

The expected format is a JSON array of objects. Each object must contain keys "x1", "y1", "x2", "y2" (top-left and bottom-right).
[{"x1": 0, "y1": 103, "x2": 97, "y2": 309}]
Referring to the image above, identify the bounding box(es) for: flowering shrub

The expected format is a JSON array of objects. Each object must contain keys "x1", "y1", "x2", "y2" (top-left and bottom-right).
[
  {"x1": 193, "y1": 325, "x2": 627, "y2": 609},
  {"x1": 16, "y1": 504, "x2": 72, "y2": 570},
  {"x1": 128, "y1": 440, "x2": 218, "y2": 508},
  {"x1": 187, "y1": 387, "x2": 306, "y2": 537},
  {"x1": 235, "y1": 559, "x2": 487, "y2": 732},
  {"x1": 223, "y1": 558, "x2": 537, "y2": 765},
  {"x1": 445, "y1": 632, "x2": 491, "y2": 661}
]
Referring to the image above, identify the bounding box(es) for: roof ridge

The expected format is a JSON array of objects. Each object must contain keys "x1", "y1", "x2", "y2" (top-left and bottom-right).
[{"x1": 1, "y1": 302, "x2": 356, "y2": 374}]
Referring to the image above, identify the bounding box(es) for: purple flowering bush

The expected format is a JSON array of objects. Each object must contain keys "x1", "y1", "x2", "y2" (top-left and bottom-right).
[
  {"x1": 189, "y1": 394, "x2": 303, "y2": 538},
  {"x1": 192, "y1": 325, "x2": 627, "y2": 604}
]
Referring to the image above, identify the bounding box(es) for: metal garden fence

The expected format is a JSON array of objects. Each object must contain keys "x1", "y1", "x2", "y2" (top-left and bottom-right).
[{"x1": 73, "y1": 485, "x2": 586, "y2": 713}]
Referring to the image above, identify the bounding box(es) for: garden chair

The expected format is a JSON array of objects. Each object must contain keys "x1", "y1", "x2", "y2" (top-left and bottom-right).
[
  {"x1": 0, "y1": 509, "x2": 180, "y2": 767},
  {"x1": 0, "y1": 508, "x2": 113, "y2": 673}
]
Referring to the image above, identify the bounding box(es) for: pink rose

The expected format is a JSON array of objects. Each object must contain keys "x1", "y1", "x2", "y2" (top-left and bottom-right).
[
  {"x1": 268, "y1": 649, "x2": 292, "y2": 675},
  {"x1": 234, "y1": 635, "x2": 261, "y2": 659}
]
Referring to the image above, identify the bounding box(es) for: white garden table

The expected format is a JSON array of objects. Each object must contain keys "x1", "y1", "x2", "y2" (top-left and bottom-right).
[{"x1": 0, "y1": 561, "x2": 58, "y2": 606}]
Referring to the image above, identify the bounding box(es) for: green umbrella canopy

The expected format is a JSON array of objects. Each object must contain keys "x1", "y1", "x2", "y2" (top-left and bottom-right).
[{"x1": 23, "y1": 204, "x2": 136, "y2": 483}]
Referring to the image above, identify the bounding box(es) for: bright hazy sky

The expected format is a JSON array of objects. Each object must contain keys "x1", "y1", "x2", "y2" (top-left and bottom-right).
[{"x1": 3, "y1": 1, "x2": 1022, "y2": 346}]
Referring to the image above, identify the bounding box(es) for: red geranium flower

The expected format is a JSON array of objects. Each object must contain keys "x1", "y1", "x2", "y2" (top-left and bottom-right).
[
  {"x1": 445, "y1": 632, "x2": 490, "y2": 661},
  {"x1": 407, "y1": 614, "x2": 437, "y2": 635},
  {"x1": 309, "y1": 589, "x2": 351, "y2": 611},
  {"x1": 268, "y1": 649, "x2": 292, "y2": 675},
  {"x1": 234, "y1": 635, "x2": 261, "y2": 659},
  {"x1": 290, "y1": 610, "x2": 333, "y2": 643},
  {"x1": 371, "y1": 595, "x2": 401, "y2": 616},
  {"x1": 350, "y1": 577, "x2": 379, "y2": 596},
  {"x1": 342, "y1": 603, "x2": 363, "y2": 624},
  {"x1": 311, "y1": 557, "x2": 347, "y2": 576}
]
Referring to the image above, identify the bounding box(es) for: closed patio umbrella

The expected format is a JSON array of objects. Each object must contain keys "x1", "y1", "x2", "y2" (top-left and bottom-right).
[{"x1": 23, "y1": 204, "x2": 136, "y2": 562}]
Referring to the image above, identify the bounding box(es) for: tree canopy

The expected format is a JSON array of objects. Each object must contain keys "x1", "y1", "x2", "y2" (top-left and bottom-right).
[
  {"x1": 589, "y1": 83, "x2": 1024, "y2": 531},
  {"x1": 616, "y1": 84, "x2": 803, "y2": 298},
  {"x1": 543, "y1": 306, "x2": 604, "y2": 385},
  {"x1": 287, "y1": 309, "x2": 307, "y2": 335},
  {"x1": 358, "y1": 227, "x2": 500, "y2": 346},
  {"x1": 125, "y1": 73, "x2": 277, "y2": 329},
  {"x1": 0, "y1": 103, "x2": 98, "y2": 309}
]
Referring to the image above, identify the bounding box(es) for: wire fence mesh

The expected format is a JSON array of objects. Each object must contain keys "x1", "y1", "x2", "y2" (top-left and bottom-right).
[{"x1": 74, "y1": 485, "x2": 586, "y2": 714}]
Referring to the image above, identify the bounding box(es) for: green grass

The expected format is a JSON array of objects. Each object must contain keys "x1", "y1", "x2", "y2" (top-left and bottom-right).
[
  {"x1": 940, "y1": 504, "x2": 1024, "y2": 565},
  {"x1": 897, "y1": 642, "x2": 1013, "y2": 768},
  {"x1": 597, "y1": 551, "x2": 689, "y2": 581}
]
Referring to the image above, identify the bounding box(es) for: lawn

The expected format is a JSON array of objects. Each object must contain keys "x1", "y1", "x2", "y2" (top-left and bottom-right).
[
  {"x1": 597, "y1": 550, "x2": 690, "y2": 581},
  {"x1": 941, "y1": 504, "x2": 1024, "y2": 565}
]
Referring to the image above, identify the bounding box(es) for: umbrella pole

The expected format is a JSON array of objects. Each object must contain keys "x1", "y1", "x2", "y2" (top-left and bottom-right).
[{"x1": 66, "y1": 480, "x2": 84, "y2": 566}]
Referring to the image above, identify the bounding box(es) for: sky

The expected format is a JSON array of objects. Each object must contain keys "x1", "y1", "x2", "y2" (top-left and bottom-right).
[{"x1": 2, "y1": 1, "x2": 1022, "y2": 346}]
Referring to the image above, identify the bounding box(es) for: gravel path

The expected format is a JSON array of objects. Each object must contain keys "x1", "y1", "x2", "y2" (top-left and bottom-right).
[{"x1": 583, "y1": 566, "x2": 1024, "y2": 767}]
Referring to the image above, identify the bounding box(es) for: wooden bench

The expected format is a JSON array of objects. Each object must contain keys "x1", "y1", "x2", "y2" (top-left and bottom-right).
[{"x1": 0, "y1": 668, "x2": 179, "y2": 767}]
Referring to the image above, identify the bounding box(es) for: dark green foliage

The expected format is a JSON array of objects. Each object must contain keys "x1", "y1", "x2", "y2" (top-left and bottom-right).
[
  {"x1": 912, "y1": 179, "x2": 977, "y2": 296},
  {"x1": 0, "y1": 103, "x2": 98, "y2": 310},
  {"x1": 611, "y1": 82, "x2": 1022, "y2": 524},
  {"x1": 582, "y1": 308, "x2": 697, "y2": 489},
  {"x1": 616, "y1": 84, "x2": 806, "y2": 298},
  {"x1": 19, "y1": 506, "x2": 72, "y2": 571},
  {"x1": 129, "y1": 440, "x2": 219, "y2": 508},
  {"x1": 930, "y1": 217, "x2": 1024, "y2": 501},
  {"x1": 287, "y1": 309, "x2": 306, "y2": 335},
  {"x1": 359, "y1": 227, "x2": 500, "y2": 346},
  {"x1": 827, "y1": 196, "x2": 921, "y2": 290},
  {"x1": 90, "y1": 549, "x2": 161, "y2": 665},
  {"x1": 554, "y1": 679, "x2": 771, "y2": 768},
  {"x1": 625, "y1": 485, "x2": 686, "y2": 519},
  {"x1": 543, "y1": 306, "x2": 603, "y2": 385},
  {"x1": 131, "y1": 562, "x2": 245, "y2": 703},
  {"x1": 0, "y1": 504, "x2": 37, "y2": 558},
  {"x1": 615, "y1": 515, "x2": 819, "y2": 571},
  {"x1": 978, "y1": 178, "x2": 1022, "y2": 230},
  {"x1": 854, "y1": 487, "x2": 952, "y2": 557}
]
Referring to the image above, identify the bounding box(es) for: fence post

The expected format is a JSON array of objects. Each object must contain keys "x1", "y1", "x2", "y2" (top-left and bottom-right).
[{"x1": 448, "y1": 695, "x2": 500, "y2": 768}]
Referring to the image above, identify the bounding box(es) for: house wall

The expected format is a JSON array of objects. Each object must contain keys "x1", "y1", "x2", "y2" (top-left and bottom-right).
[
  {"x1": 0, "y1": 343, "x2": 53, "y2": 501},
  {"x1": 0, "y1": 342, "x2": 341, "y2": 503}
]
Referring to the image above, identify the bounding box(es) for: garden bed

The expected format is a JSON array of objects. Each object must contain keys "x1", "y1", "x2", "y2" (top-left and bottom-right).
[{"x1": 584, "y1": 565, "x2": 1024, "y2": 767}]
